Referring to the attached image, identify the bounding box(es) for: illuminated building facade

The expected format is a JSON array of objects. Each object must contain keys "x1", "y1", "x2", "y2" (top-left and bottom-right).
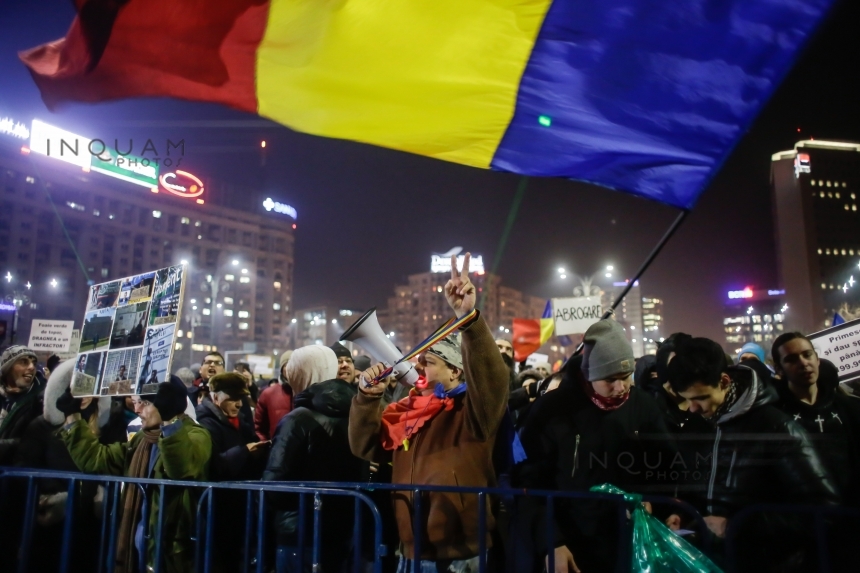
[
  {"x1": 0, "y1": 116, "x2": 297, "y2": 362},
  {"x1": 722, "y1": 287, "x2": 787, "y2": 356},
  {"x1": 641, "y1": 297, "x2": 664, "y2": 355},
  {"x1": 771, "y1": 140, "x2": 860, "y2": 333}
]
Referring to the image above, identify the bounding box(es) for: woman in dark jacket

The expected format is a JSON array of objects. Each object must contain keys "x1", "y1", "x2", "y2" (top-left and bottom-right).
[
  {"x1": 263, "y1": 361, "x2": 365, "y2": 573},
  {"x1": 195, "y1": 373, "x2": 269, "y2": 573}
]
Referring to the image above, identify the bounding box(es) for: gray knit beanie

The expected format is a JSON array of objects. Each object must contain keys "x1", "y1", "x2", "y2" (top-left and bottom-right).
[
  {"x1": 1, "y1": 345, "x2": 37, "y2": 378},
  {"x1": 580, "y1": 319, "x2": 635, "y2": 382}
]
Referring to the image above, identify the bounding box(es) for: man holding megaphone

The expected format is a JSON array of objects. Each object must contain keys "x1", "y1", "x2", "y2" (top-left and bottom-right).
[{"x1": 349, "y1": 253, "x2": 510, "y2": 571}]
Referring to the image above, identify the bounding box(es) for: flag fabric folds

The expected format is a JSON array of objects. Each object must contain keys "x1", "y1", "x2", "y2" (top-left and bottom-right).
[
  {"x1": 512, "y1": 301, "x2": 554, "y2": 362},
  {"x1": 20, "y1": 0, "x2": 835, "y2": 209}
]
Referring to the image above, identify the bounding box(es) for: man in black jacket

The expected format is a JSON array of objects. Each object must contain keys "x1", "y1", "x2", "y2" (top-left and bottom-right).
[
  {"x1": 771, "y1": 332, "x2": 860, "y2": 507},
  {"x1": 668, "y1": 337, "x2": 839, "y2": 572},
  {"x1": 196, "y1": 373, "x2": 269, "y2": 573},
  {"x1": 263, "y1": 346, "x2": 364, "y2": 573},
  {"x1": 518, "y1": 320, "x2": 676, "y2": 573}
]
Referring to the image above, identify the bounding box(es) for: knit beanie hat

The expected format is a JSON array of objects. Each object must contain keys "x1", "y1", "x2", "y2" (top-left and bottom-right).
[
  {"x1": 426, "y1": 334, "x2": 463, "y2": 370},
  {"x1": 1, "y1": 345, "x2": 37, "y2": 378},
  {"x1": 736, "y1": 342, "x2": 766, "y2": 364},
  {"x1": 153, "y1": 375, "x2": 190, "y2": 421},
  {"x1": 286, "y1": 345, "x2": 338, "y2": 394},
  {"x1": 580, "y1": 319, "x2": 635, "y2": 382},
  {"x1": 330, "y1": 342, "x2": 352, "y2": 360}
]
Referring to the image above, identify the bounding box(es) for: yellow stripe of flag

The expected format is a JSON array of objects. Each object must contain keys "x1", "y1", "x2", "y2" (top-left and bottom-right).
[{"x1": 256, "y1": 0, "x2": 552, "y2": 168}]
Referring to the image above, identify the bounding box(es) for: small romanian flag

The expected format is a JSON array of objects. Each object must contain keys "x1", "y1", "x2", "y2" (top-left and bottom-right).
[
  {"x1": 512, "y1": 301, "x2": 554, "y2": 363},
  {"x1": 19, "y1": 0, "x2": 835, "y2": 210}
]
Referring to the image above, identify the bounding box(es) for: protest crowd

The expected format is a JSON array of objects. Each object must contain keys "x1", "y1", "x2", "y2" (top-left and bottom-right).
[{"x1": 1, "y1": 254, "x2": 859, "y2": 573}]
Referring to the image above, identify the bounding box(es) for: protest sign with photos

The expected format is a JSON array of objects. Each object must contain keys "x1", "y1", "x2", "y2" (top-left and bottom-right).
[{"x1": 70, "y1": 264, "x2": 186, "y2": 397}]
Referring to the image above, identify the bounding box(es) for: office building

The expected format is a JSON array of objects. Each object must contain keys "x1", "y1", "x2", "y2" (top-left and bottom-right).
[
  {"x1": 602, "y1": 281, "x2": 645, "y2": 357},
  {"x1": 722, "y1": 287, "x2": 787, "y2": 356},
  {"x1": 641, "y1": 297, "x2": 664, "y2": 355},
  {"x1": 771, "y1": 140, "x2": 860, "y2": 333},
  {"x1": 0, "y1": 115, "x2": 297, "y2": 363},
  {"x1": 291, "y1": 305, "x2": 363, "y2": 350},
  {"x1": 378, "y1": 251, "x2": 568, "y2": 363}
]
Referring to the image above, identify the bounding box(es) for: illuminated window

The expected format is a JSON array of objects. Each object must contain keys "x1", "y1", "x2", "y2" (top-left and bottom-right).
[
  {"x1": 843, "y1": 182, "x2": 848, "y2": 188},
  {"x1": 817, "y1": 249, "x2": 822, "y2": 254},
  {"x1": 820, "y1": 192, "x2": 825, "y2": 198},
  {"x1": 238, "y1": 322, "x2": 249, "y2": 330},
  {"x1": 152, "y1": 210, "x2": 162, "y2": 218},
  {"x1": 181, "y1": 217, "x2": 190, "y2": 225},
  {"x1": 836, "y1": 192, "x2": 841, "y2": 199},
  {"x1": 175, "y1": 342, "x2": 183, "y2": 350},
  {"x1": 273, "y1": 281, "x2": 282, "y2": 289},
  {"x1": 25, "y1": 176, "x2": 35, "y2": 184},
  {"x1": 225, "y1": 274, "x2": 235, "y2": 281},
  {"x1": 202, "y1": 308, "x2": 211, "y2": 315},
  {"x1": 194, "y1": 221, "x2": 202, "y2": 227},
  {"x1": 93, "y1": 209, "x2": 100, "y2": 216},
  {"x1": 177, "y1": 330, "x2": 184, "y2": 337},
  {"x1": 827, "y1": 181, "x2": 832, "y2": 187},
  {"x1": 811, "y1": 180, "x2": 816, "y2": 186},
  {"x1": 273, "y1": 303, "x2": 281, "y2": 310},
  {"x1": 239, "y1": 276, "x2": 250, "y2": 284},
  {"x1": 238, "y1": 310, "x2": 250, "y2": 318},
  {"x1": 223, "y1": 309, "x2": 234, "y2": 316},
  {"x1": 224, "y1": 297, "x2": 233, "y2": 304}
]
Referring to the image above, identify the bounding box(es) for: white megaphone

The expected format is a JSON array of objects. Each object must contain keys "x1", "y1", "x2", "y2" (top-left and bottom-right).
[{"x1": 340, "y1": 308, "x2": 419, "y2": 387}]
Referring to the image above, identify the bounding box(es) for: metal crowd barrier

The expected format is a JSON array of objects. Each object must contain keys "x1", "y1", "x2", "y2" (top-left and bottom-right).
[{"x1": 2, "y1": 468, "x2": 847, "y2": 573}]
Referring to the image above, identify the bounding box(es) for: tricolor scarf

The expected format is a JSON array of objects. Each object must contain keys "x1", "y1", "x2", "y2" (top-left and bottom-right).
[
  {"x1": 380, "y1": 382, "x2": 467, "y2": 451},
  {"x1": 580, "y1": 377, "x2": 631, "y2": 411}
]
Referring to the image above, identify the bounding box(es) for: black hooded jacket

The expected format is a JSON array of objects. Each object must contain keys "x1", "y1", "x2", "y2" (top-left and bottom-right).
[
  {"x1": 0, "y1": 372, "x2": 46, "y2": 465},
  {"x1": 705, "y1": 365, "x2": 839, "y2": 517},
  {"x1": 772, "y1": 359, "x2": 860, "y2": 507},
  {"x1": 263, "y1": 379, "x2": 365, "y2": 544},
  {"x1": 515, "y1": 356, "x2": 677, "y2": 571},
  {"x1": 195, "y1": 397, "x2": 262, "y2": 480}
]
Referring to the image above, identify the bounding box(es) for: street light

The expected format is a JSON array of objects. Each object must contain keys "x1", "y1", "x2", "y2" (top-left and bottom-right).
[{"x1": 50, "y1": 278, "x2": 58, "y2": 288}]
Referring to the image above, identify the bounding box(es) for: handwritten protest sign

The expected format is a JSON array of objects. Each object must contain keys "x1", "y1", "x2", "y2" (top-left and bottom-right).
[
  {"x1": 809, "y1": 318, "x2": 860, "y2": 384},
  {"x1": 28, "y1": 319, "x2": 74, "y2": 352},
  {"x1": 551, "y1": 296, "x2": 603, "y2": 336}
]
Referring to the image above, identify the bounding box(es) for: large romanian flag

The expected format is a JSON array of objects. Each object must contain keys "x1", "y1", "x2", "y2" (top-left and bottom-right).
[{"x1": 21, "y1": 0, "x2": 834, "y2": 209}]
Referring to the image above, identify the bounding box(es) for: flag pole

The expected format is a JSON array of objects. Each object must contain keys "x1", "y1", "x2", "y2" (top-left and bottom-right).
[{"x1": 571, "y1": 208, "x2": 690, "y2": 355}]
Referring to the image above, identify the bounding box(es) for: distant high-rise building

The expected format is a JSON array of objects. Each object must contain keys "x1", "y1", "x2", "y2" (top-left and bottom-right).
[
  {"x1": 379, "y1": 251, "x2": 567, "y2": 363},
  {"x1": 291, "y1": 305, "x2": 363, "y2": 350},
  {"x1": 641, "y1": 297, "x2": 664, "y2": 355},
  {"x1": 602, "y1": 282, "x2": 645, "y2": 357},
  {"x1": 771, "y1": 140, "x2": 860, "y2": 333},
  {"x1": 722, "y1": 287, "x2": 787, "y2": 357}
]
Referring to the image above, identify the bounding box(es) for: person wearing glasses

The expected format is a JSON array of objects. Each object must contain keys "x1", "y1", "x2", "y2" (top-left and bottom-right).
[{"x1": 196, "y1": 352, "x2": 226, "y2": 387}]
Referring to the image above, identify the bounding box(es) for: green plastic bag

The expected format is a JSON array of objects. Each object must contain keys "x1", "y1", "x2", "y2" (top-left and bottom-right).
[{"x1": 589, "y1": 484, "x2": 723, "y2": 573}]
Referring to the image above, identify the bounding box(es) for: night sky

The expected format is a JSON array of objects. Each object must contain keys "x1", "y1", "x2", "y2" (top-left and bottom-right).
[{"x1": 1, "y1": 0, "x2": 858, "y2": 345}]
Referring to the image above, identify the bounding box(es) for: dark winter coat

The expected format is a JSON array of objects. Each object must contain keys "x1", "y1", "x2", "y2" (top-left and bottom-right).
[
  {"x1": 0, "y1": 373, "x2": 46, "y2": 465},
  {"x1": 195, "y1": 397, "x2": 263, "y2": 480},
  {"x1": 263, "y1": 379, "x2": 365, "y2": 545},
  {"x1": 516, "y1": 358, "x2": 677, "y2": 570},
  {"x1": 706, "y1": 365, "x2": 839, "y2": 517},
  {"x1": 772, "y1": 359, "x2": 860, "y2": 507}
]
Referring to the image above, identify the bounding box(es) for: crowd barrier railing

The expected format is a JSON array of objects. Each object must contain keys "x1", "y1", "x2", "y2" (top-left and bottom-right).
[{"x1": 3, "y1": 468, "x2": 847, "y2": 573}]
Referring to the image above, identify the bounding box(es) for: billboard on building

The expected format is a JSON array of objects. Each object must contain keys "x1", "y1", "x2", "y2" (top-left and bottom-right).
[{"x1": 71, "y1": 264, "x2": 186, "y2": 397}]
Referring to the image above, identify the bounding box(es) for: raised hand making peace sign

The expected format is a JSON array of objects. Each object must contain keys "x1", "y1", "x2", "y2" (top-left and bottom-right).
[{"x1": 444, "y1": 252, "x2": 476, "y2": 318}]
